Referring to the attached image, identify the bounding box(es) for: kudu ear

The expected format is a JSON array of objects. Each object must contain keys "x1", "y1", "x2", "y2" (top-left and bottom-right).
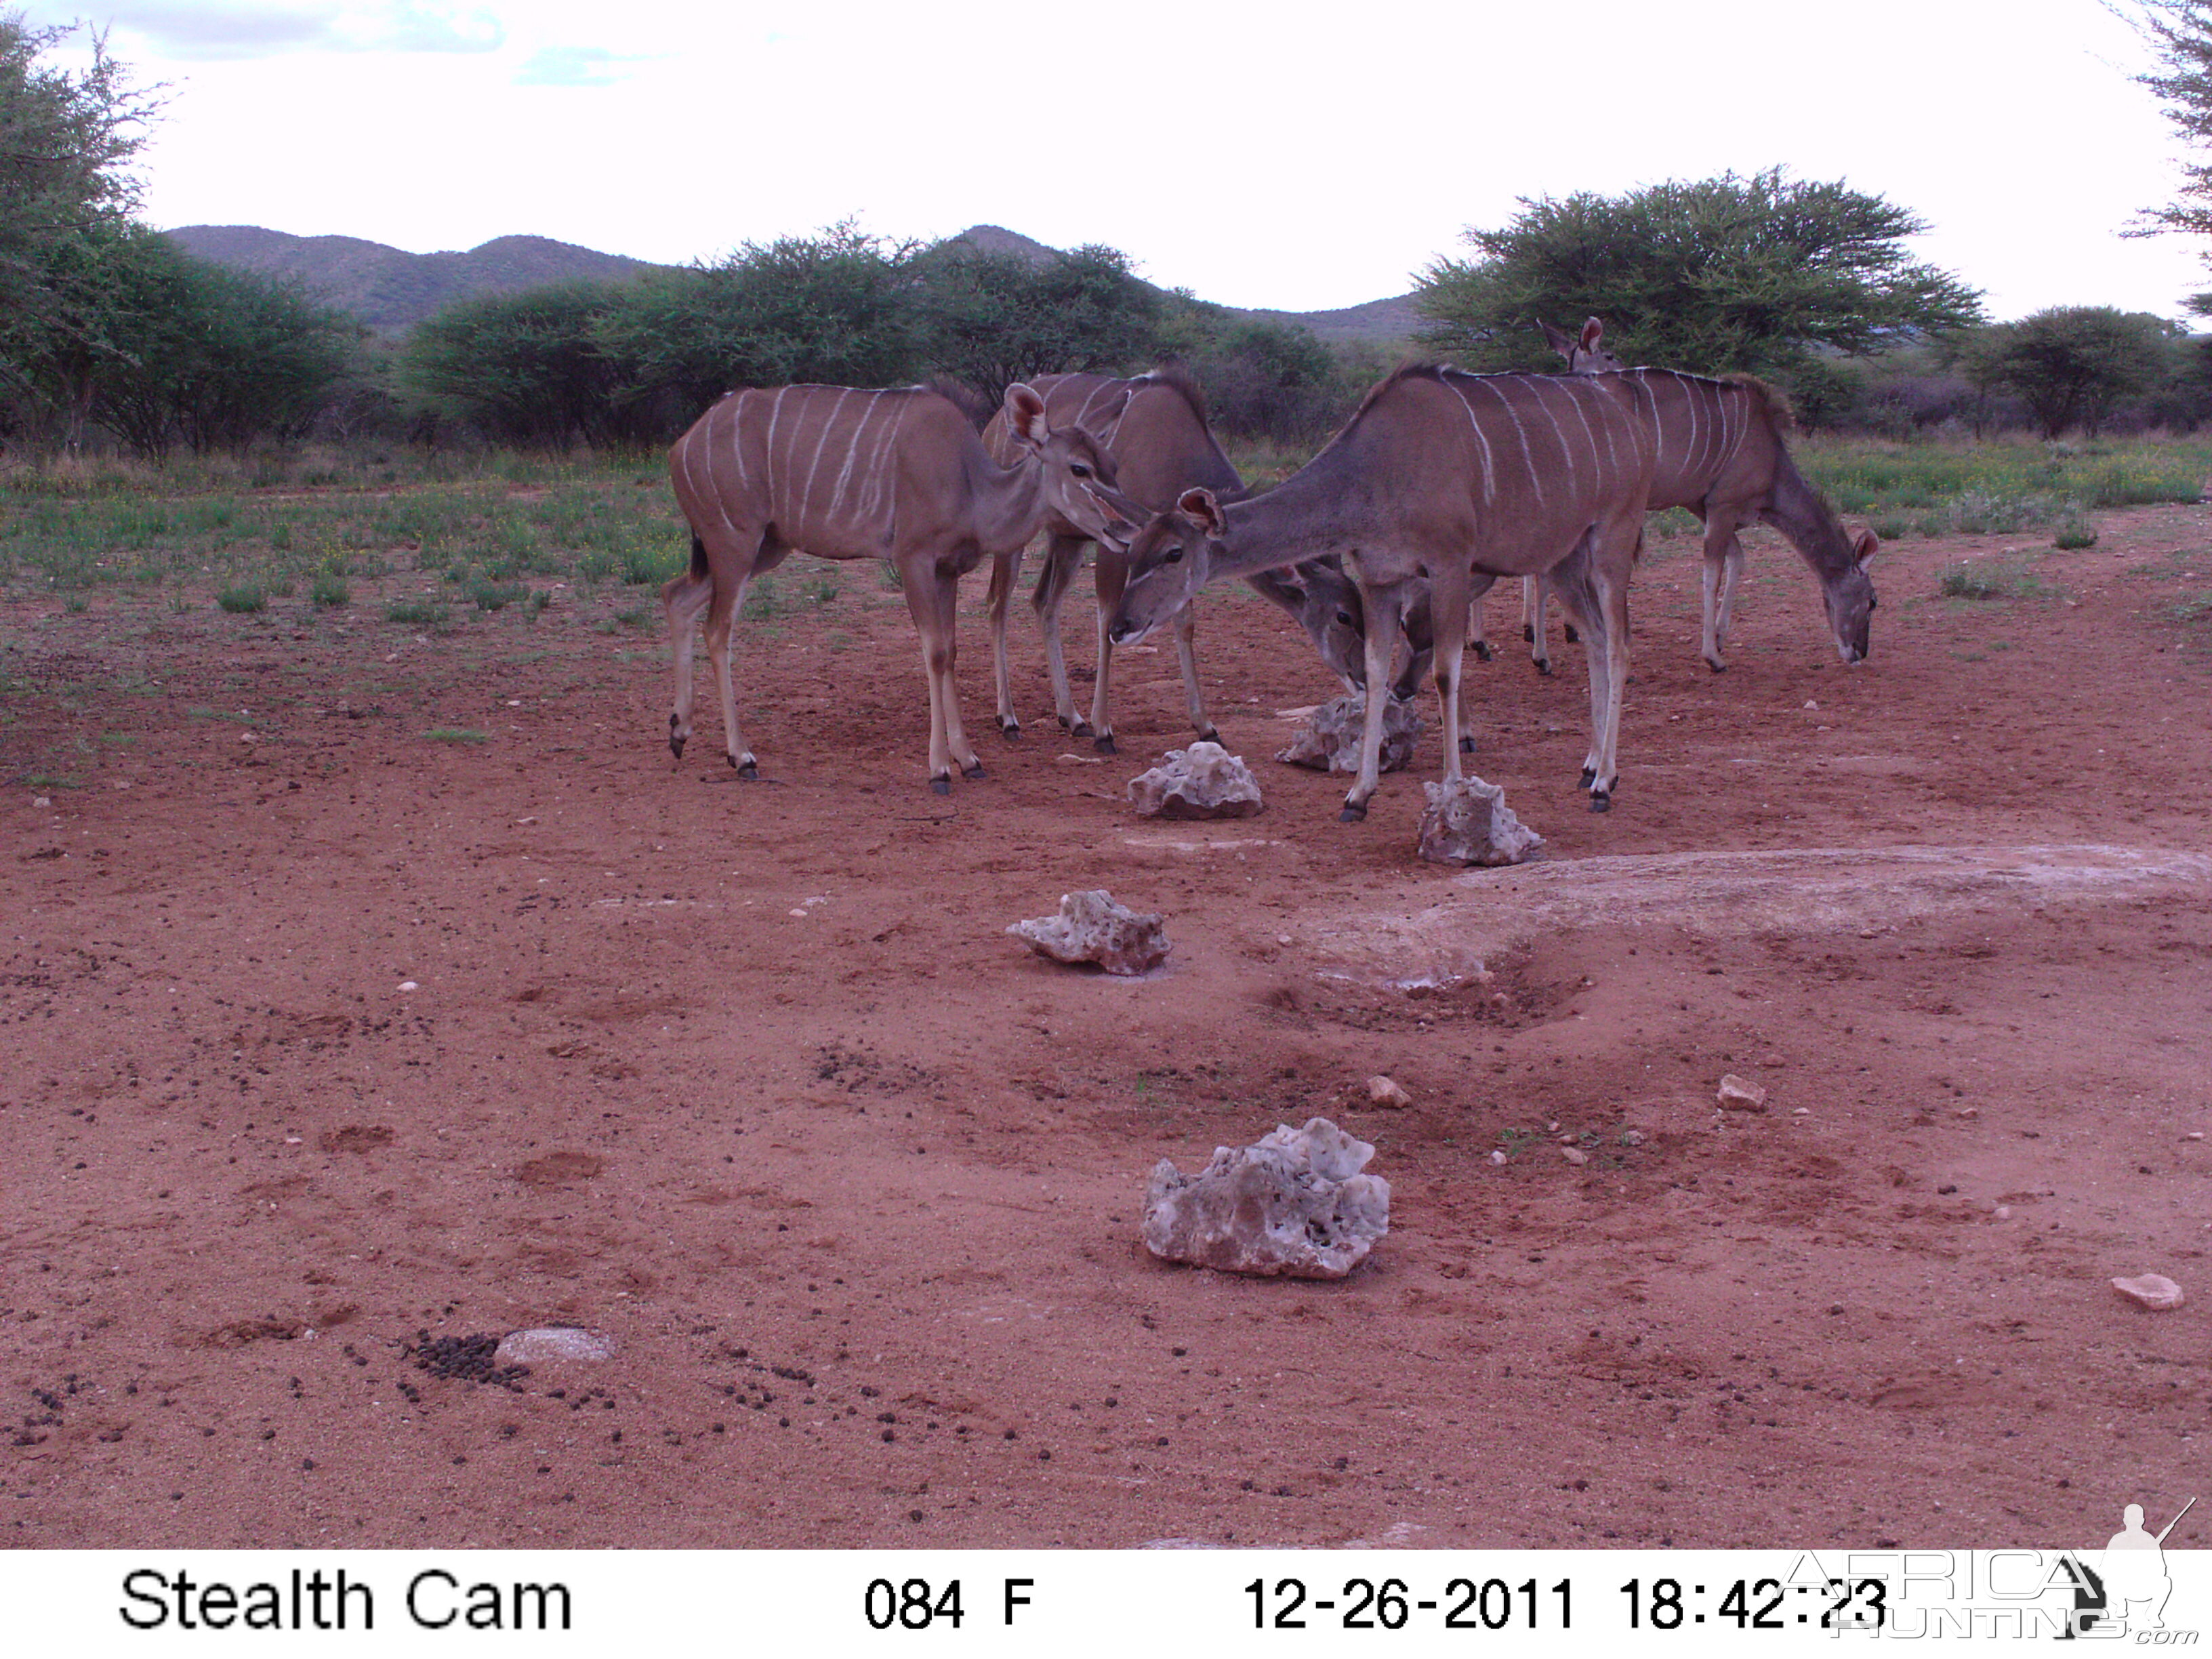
[
  {"x1": 1580, "y1": 317, "x2": 1605, "y2": 354},
  {"x1": 1002, "y1": 382, "x2": 1050, "y2": 448},
  {"x1": 1177, "y1": 487, "x2": 1227, "y2": 538},
  {"x1": 1538, "y1": 319, "x2": 1574, "y2": 359},
  {"x1": 1852, "y1": 527, "x2": 1880, "y2": 568}
]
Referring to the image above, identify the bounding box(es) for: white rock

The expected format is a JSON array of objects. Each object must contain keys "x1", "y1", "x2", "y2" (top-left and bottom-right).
[
  {"x1": 1561, "y1": 1146, "x2": 1589, "y2": 1166},
  {"x1": 1126, "y1": 741, "x2": 1263, "y2": 819},
  {"x1": 2111, "y1": 1273, "x2": 2185, "y2": 1311},
  {"x1": 1008, "y1": 890, "x2": 1168, "y2": 976},
  {"x1": 31, "y1": 796, "x2": 51, "y2": 808},
  {"x1": 1366, "y1": 1075, "x2": 1413, "y2": 1109},
  {"x1": 396, "y1": 980, "x2": 419, "y2": 994},
  {"x1": 1277, "y1": 695, "x2": 1419, "y2": 775},
  {"x1": 1416, "y1": 777, "x2": 1544, "y2": 867},
  {"x1": 1143, "y1": 1118, "x2": 1390, "y2": 1279},
  {"x1": 1717, "y1": 1074, "x2": 1769, "y2": 1112},
  {"x1": 494, "y1": 1326, "x2": 618, "y2": 1365},
  {"x1": 1488, "y1": 1149, "x2": 1508, "y2": 1166}
]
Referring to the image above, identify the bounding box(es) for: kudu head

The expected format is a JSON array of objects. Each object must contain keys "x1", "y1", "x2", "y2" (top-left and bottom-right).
[
  {"x1": 1000, "y1": 382, "x2": 1145, "y2": 549},
  {"x1": 1106, "y1": 485, "x2": 1230, "y2": 646},
  {"x1": 1540, "y1": 316, "x2": 1626, "y2": 374},
  {"x1": 1244, "y1": 560, "x2": 1371, "y2": 693},
  {"x1": 1825, "y1": 528, "x2": 1880, "y2": 663}
]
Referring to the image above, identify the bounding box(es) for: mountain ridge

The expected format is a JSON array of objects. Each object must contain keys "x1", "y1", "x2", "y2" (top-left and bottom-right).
[{"x1": 161, "y1": 222, "x2": 1422, "y2": 344}]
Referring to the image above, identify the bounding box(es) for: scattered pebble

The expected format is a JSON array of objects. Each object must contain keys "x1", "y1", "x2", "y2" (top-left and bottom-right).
[
  {"x1": 1619, "y1": 1130, "x2": 1646, "y2": 1148},
  {"x1": 1952, "y1": 1106, "x2": 1980, "y2": 1119},
  {"x1": 2111, "y1": 1274, "x2": 2185, "y2": 1312},
  {"x1": 1561, "y1": 1147, "x2": 1589, "y2": 1166},
  {"x1": 1365, "y1": 1075, "x2": 1413, "y2": 1109},
  {"x1": 1717, "y1": 1074, "x2": 1768, "y2": 1113},
  {"x1": 396, "y1": 981, "x2": 419, "y2": 994},
  {"x1": 1488, "y1": 1149, "x2": 1508, "y2": 1166},
  {"x1": 31, "y1": 796, "x2": 51, "y2": 808},
  {"x1": 495, "y1": 1327, "x2": 619, "y2": 1365},
  {"x1": 2188, "y1": 1132, "x2": 2205, "y2": 1142},
  {"x1": 1792, "y1": 1107, "x2": 1811, "y2": 1116},
  {"x1": 1994, "y1": 1206, "x2": 2011, "y2": 1221},
  {"x1": 1803, "y1": 699, "x2": 1819, "y2": 710}
]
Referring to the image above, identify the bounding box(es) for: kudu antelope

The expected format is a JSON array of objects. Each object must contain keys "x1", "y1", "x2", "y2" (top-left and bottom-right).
[
  {"x1": 1530, "y1": 318, "x2": 1879, "y2": 673},
  {"x1": 977, "y1": 365, "x2": 1366, "y2": 751},
  {"x1": 663, "y1": 382, "x2": 1141, "y2": 792},
  {"x1": 1109, "y1": 365, "x2": 1657, "y2": 819}
]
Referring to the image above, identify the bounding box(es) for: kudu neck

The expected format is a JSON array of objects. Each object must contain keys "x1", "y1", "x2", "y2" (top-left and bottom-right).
[{"x1": 1208, "y1": 464, "x2": 1359, "y2": 581}]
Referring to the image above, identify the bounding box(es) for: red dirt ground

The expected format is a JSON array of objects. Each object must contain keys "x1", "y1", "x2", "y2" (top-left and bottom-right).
[{"x1": 4, "y1": 506, "x2": 2209, "y2": 1550}]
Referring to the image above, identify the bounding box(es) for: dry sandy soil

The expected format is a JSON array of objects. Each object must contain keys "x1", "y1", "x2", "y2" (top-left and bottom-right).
[{"x1": 4, "y1": 507, "x2": 2209, "y2": 1551}]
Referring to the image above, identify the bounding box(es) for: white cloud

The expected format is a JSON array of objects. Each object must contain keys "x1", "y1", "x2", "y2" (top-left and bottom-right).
[
  {"x1": 85, "y1": 1, "x2": 501, "y2": 61},
  {"x1": 515, "y1": 45, "x2": 645, "y2": 88}
]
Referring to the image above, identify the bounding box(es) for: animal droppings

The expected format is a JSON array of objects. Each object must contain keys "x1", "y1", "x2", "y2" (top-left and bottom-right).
[
  {"x1": 1142, "y1": 1118, "x2": 1389, "y2": 1279},
  {"x1": 1416, "y1": 777, "x2": 1546, "y2": 867},
  {"x1": 1008, "y1": 890, "x2": 1169, "y2": 977},
  {"x1": 1277, "y1": 695, "x2": 1419, "y2": 775},
  {"x1": 495, "y1": 1326, "x2": 619, "y2": 1364},
  {"x1": 2110, "y1": 1274, "x2": 2185, "y2": 1312},
  {"x1": 1126, "y1": 741, "x2": 1263, "y2": 820},
  {"x1": 1365, "y1": 1076, "x2": 1413, "y2": 1109},
  {"x1": 1717, "y1": 1075, "x2": 1769, "y2": 1112}
]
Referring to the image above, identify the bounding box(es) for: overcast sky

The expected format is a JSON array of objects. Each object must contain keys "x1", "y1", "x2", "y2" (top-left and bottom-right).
[{"x1": 26, "y1": 0, "x2": 2212, "y2": 322}]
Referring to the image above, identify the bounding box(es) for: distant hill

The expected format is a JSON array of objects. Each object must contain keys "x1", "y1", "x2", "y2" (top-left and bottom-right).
[
  {"x1": 164, "y1": 222, "x2": 1422, "y2": 345},
  {"x1": 163, "y1": 226, "x2": 668, "y2": 331}
]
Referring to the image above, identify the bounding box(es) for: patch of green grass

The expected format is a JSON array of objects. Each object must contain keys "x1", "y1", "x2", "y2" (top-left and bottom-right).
[
  {"x1": 310, "y1": 572, "x2": 350, "y2": 607},
  {"x1": 1936, "y1": 559, "x2": 2056, "y2": 600},
  {"x1": 2053, "y1": 518, "x2": 2098, "y2": 550},
  {"x1": 385, "y1": 600, "x2": 448, "y2": 626},
  {"x1": 24, "y1": 772, "x2": 81, "y2": 789},
  {"x1": 2170, "y1": 592, "x2": 2212, "y2": 623},
  {"x1": 467, "y1": 579, "x2": 529, "y2": 612},
  {"x1": 187, "y1": 707, "x2": 261, "y2": 725},
  {"x1": 424, "y1": 728, "x2": 489, "y2": 743},
  {"x1": 216, "y1": 585, "x2": 267, "y2": 613}
]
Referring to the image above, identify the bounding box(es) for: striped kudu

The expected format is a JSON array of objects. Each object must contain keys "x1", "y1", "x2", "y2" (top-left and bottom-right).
[
  {"x1": 978, "y1": 366, "x2": 1367, "y2": 751},
  {"x1": 1530, "y1": 320, "x2": 1879, "y2": 674},
  {"x1": 1108, "y1": 365, "x2": 1658, "y2": 819},
  {"x1": 663, "y1": 382, "x2": 1142, "y2": 792}
]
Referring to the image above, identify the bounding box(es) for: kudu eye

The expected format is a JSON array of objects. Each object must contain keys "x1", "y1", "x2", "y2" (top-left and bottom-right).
[
  {"x1": 1336, "y1": 611, "x2": 1355, "y2": 628},
  {"x1": 1162, "y1": 548, "x2": 1184, "y2": 565},
  {"x1": 1069, "y1": 463, "x2": 1092, "y2": 479}
]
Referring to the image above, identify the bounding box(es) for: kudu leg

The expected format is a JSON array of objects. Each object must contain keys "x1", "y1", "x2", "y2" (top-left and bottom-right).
[
  {"x1": 1547, "y1": 543, "x2": 1610, "y2": 796},
  {"x1": 1431, "y1": 565, "x2": 1473, "y2": 778},
  {"x1": 985, "y1": 548, "x2": 1023, "y2": 739},
  {"x1": 901, "y1": 563, "x2": 976, "y2": 792},
  {"x1": 663, "y1": 565, "x2": 714, "y2": 762},
  {"x1": 1088, "y1": 540, "x2": 1130, "y2": 754},
  {"x1": 1713, "y1": 531, "x2": 1748, "y2": 667},
  {"x1": 1700, "y1": 516, "x2": 1743, "y2": 672},
  {"x1": 1467, "y1": 585, "x2": 1493, "y2": 663},
  {"x1": 1172, "y1": 606, "x2": 1218, "y2": 743},
  {"x1": 1523, "y1": 574, "x2": 1555, "y2": 674},
  {"x1": 704, "y1": 574, "x2": 760, "y2": 780},
  {"x1": 1588, "y1": 542, "x2": 1636, "y2": 808},
  {"x1": 1031, "y1": 536, "x2": 1086, "y2": 736},
  {"x1": 1340, "y1": 591, "x2": 1406, "y2": 822}
]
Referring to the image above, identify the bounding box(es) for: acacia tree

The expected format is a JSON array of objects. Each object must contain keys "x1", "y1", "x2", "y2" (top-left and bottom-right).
[
  {"x1": 913, "y1": 243, "x2": 1160, "y2": 394},
  {"x1": 0, "y1": 14, "x2": 163, "y2": 434},
  {"x1": 1950, "y1": 307, "x2": 2179, "y2": 438},
  {"x1": 1416, "y1": 168, "x2": 1984, "y2": 386}
]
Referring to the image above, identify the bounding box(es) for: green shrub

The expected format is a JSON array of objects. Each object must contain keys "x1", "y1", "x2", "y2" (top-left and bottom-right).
[
  {"x1": 217, "y1": 585, "x2": 266, "y2": 613},
  {"x1": 2053, "y1": 518, "x2": 2098, "y2": 550},
  {"x1": 468, "y1": 579, "x2": 529, "y2": 611},
  {"x1": 386, "y1": 600, "x2": 447, "y2": 626},
  {"x1": 310, "y1": 572, "x2": 350, "y2": 607}
]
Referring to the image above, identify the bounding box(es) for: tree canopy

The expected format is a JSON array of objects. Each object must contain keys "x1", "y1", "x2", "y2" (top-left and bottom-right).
[
  {"x1": 1414, "y1": 168, "x2": 1984, "y2": 385},
  {"x1": 2125, "y1": 1, "x2": 2212, "y2": 306},
  {"x1": 1948, "y1": 306, "x2": 2181, "y2": 439}
]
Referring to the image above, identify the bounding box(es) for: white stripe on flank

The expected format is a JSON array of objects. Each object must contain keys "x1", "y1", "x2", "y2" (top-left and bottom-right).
[
  {"x1": 1529, "y1": 378, "x2": 1580, "y2": 495},
  {"x1": 828, "y1": 390, "x2": 882, "y2": 520},
  {"x1": 859, "y1": 396, "x2": 907, "y2": 531},
  {"x1": 701, "y1": 398, "x2": 742, "y2": 542},
  {"x1": 1103, "y1": 382, "x2": 1135, "y2": 448},
  {"x1": 1441, "y1": 375, "x2": 1496, "y2": 507},
  {"x1": 762, "y1": 388, "x2": 791, "y2": 525},
  {"x1": 1677, "y1": 374, "x2": 1704, "y2": 484},
  {"x1": 1073, "y1": 376, "x2": 1119, "y2": 431},
  {"x1": 1469, "y1": 376, "x2": 1542, "y2": 508},
  {"x1": 798, "y1": 388, "x2": 851, "y2": 536},
  {"x1": 1553, "y1": 378, "x2": 1605, "y2": 497}
]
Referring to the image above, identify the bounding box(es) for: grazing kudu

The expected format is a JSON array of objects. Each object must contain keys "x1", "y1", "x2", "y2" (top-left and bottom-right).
[
  {"x1": 663, "y1": 382, "x2": 1142, "y2": 792},
  {"x1": 1530, "y1": 319, "x2": 1879, "y2": 672},
  {"x1": 1109, "y1": 365, "x2": 1657, "y2": 819},
  {"x1": 979, "y1": 365, "x2": 1366, "y2": 751},
  {"x1": 1519, "y1": 317, "x2": 1625, "y2": 663}
]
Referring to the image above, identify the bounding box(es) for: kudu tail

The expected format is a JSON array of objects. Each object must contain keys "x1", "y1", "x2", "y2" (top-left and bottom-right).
[{"x1": 661, "y1": 526, "x2": 714, "y2": 626}]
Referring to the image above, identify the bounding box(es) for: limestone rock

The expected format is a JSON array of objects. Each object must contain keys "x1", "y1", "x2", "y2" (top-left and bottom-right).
[
  {"x1": 1365, "y1": 1075, "x2": 1412, "y2": 1109},
  {"x1": 1277, "y1": 695, "x2": 1419, "y2": 775},
  {"x1": 1416, "y1": 777, "x2": 1545, "y2": 867},
  {"x1": 1127, "y1": 741, "x2": 1263, "y2": 820},
  {"x1": 2111, "y1": 1273, "x2": 2185, "y2": 1311},
  {"x1": 494, "y1": 1326, "x2": 617, "y2": 1366},
  {"x1": 1008, "y1": 889, "x2": 1168, "y2": 976},
  {"x1": 1717, "y1": 1074, "x2": 1769, "y2": 1112},
  {"x1": 1142, "y1": 1117, "x2": 1389, "y2": 1279}
]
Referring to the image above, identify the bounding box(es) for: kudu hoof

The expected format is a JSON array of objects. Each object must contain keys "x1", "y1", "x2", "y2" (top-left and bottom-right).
[
  {"x1": 1534, "y1": 659, "x2": 1553, "y2": 677},
  {"x1": 1578, "y1": 766, "x2": 1597, "y2": 790},
  {"x1": 1197, "y1": 727, "x2": 1221, "y2": 745},
  {"x1": 1589, "y1": 789, "x2": 1613, "y2": 814},
  {"x1": 1094, "y1": 735, "x2": 1118, "y2": 756},
  {"x1": 962, "y1": 761, "x2": 987, "y2": 781},
  {"x1": 1706, "y1": 659, "x2": 1727, "y2": 674},
  {"x1": 733, "y1": 758, "x2": 759, "y2": 781},
  {"x1": 668, "y1": 714, "x2": 687, "y2": 759},
  {"x1": 1070, "y1": 720, "x2": 1092, "y2": 739},
  {"x1": 996, "y1": 717, "x2": 1021, "y2": 742},
  {"x1": 930, "y1": 776, "x2": 951, "y2": 796},
  {"x1": 1521, "y1": 624, "x2": 1536, "y2": 643},
  {"x1": 1473, "y1": 641, "x2": 1495, "y2": 663},
  {"x1": 1563, "y1": 624, "x2": 1581, "y2": 644},
  {"x1": 1338, "y1": 802, "x2": 1369, "y2": 823},
  {"x1": 1459, "y1": 736, "x2": 1477, "y2": 754}
]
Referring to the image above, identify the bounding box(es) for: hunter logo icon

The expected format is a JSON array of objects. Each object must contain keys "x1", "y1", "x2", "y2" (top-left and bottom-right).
[{"x1": 2093, "y1": 1497, "x2": 2194, "y2": 1635}]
